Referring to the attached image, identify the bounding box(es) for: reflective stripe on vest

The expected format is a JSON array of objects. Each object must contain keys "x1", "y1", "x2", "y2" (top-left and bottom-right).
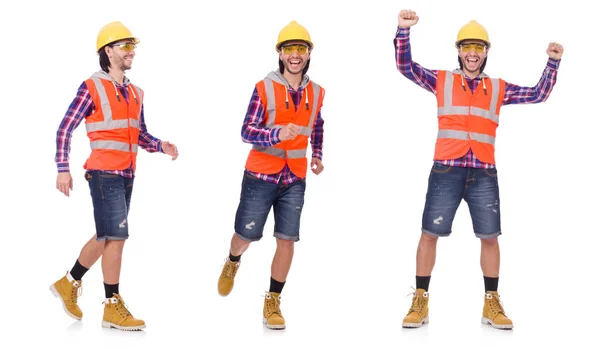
[
  {"x1": 85, "y1": 77, "x2": 142, "y2": 132},
  {"x1": 437, "y1": 73, "x2": 501, "y2": 124},
  {"x1": 436, "y1": 129, "x2": 495, "y2": 146},
  {"x1": 251, "y1": 146, "x2": 307, "y2": 159},
  {"x1": 90, "y1": 141, "x2": 138, "y2": 153},
  {"x1": 261, "y1": 79, "x2": 320, "y2": 137}
]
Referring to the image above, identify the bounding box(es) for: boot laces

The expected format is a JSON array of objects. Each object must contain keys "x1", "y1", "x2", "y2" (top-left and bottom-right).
[
  {"x1": 222, "y1": 259, "x2": 240, "y2": 279},
  {"x1": 486, "y1": 293, "x2": 505, "y2": 315},
  {"x1": 71, "y1": 281, "x2": 83, "y2": 302},
  {"x1": 407, "y1": 287, "x2": 428, "y2": 313},
  {"x1": 103, "y1": 295, "x2": 133, "y2": 318},
  {"x1": 263, "y1": 292, "x2": 282, "y2": 316}
]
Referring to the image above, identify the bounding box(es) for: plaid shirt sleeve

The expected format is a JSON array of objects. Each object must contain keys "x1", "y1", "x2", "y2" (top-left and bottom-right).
[
  {"x1": 137, "y1": 104, "x2": 163, "y2": 153},
  {"x1": 241, "y1": 87, "x2": 281, "y2": 147},
  {"x1": 394, "y1": 27, "x2": 438, "y2": 93},
  {"x1": 55, "y1": 82, "x2": 94, "y2": 173},
  {"x1": 310, "y1": 111, "x2": 324, "y2": 160},
  {"x1": 502, "y1": 58, "x2": 560, "y2": 105}
]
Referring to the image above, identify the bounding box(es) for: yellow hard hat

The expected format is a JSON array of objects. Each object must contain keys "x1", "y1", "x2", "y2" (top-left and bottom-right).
[
  {"x1": 455, "y1": 20, "x2": 490, "y2": 48},
  {"x1": 96, "y1": 21, "x2": 140, "y2": 53},
  {"x1": 276, "y1": 21, "x2": 313, "y2": 50}
]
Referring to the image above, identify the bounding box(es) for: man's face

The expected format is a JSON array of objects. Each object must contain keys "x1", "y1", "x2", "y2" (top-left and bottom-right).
[
  {"x1": 107, "y1": 39, "x2": 136, "y2": 71},
  {"x1": 278, "y1": 40, "x2": 311, "y2": 75},
  {"x1": 457, "y1": 40, "x2": 488, "y2": 74}
]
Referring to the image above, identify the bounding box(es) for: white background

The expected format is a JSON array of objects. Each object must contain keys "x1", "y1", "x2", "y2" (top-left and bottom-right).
[{"x1": 0, "y1": 0, "x2": 597, "y2": 348}]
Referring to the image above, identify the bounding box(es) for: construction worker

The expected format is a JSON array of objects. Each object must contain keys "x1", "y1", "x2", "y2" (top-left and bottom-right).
[
  {"x1": 50, "y1": 21, "x2": 179, "y2": 331},
  {"x1": 217, "y1": 20, "x2": 325, "y2": 330},
  {"x1": 395, "y1": 10, "x2": 563, "y2": 329}
]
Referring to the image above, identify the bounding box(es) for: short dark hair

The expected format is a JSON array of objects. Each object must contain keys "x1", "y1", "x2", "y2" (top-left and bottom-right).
[
  {"x1": 99, "y1": 46, "x2": 112, "y2": 73},
  {"x1": 278, "y1": 58, "x2": 310, "y2": 76}
]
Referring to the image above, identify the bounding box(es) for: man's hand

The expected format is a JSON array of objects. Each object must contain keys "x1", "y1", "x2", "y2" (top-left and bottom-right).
[
  {"x1": 311, "y1": 158, "x2": 324, "y2": 175},
  {"x1": 279, "y1": 123, "x2": 300, "y2": 141},
  {"x1": 547, "y1": 42, "x2": 564, "y2": 60},
  {"x1": 162, "y1": 141, "x2": 179, "y2": 160},
  {"x1": 56, "y1": 172, "x2": 73, "y2": 197},
  {"x1": 398, "y1": 9, "x2": 419, "y2": 28}
]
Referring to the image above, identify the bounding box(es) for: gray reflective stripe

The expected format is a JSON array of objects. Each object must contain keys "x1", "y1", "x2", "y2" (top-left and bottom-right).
[
  {"x1": 438, "y1": 106, "x2": 469, "y2": 116},
  {"x1": 287, "y1": 149, "x2": 307, "y2": 158},
  {"x1": 252, "y1": 146, "x2": 286, "y2": 159},
  {"x1": 86, "y1": 118, "x2": 140, "y2": 132},
  {"x1": 303, "y1": 83, "x2": 320, "y2": 136},
  {"x1": 132, "y1": 84, "x2": 144, "y2": 118},
  {"x1": 91, "y1": 77, "x2": 112, "y2": 121},
  {"x1": 488, "y1": 78, "x2": 500, "y2": 119},
  {"x1": 437, "y1": 129, "x2": 495, "y2": 145},
  {"x1": 470, "y1": 107, "x2": 499, "y2": 123},
  {"x1": 438, "y1": 73, "x2": 500, "y2": 124},
  {"x1": 252, "y1": 146, "x2": 307, "y2": 159},
  {"x1": 297, "y1": 126, "x2": 311, "y2": 136},
  {"x1": 443, "y1": 72, "x2": 454, "y2": 109},
  {"x1": 437, "y1": 129, "x2": 469, "y2": 140},
  {"x1": 470, "y1": 132, "x2": 495, "y2": 145},
  {"x1": 90, "y1": 141, "x2": 138, "y2": 152},
  {"x1": 87, "y1": 119, "x2": 127, "y2": 132},
  {"x1": 264, "y1": 79, "x2": 277, "y2": 128}
]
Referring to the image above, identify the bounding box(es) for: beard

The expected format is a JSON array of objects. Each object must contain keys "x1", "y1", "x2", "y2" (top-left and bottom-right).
[{"x1": 115, "y1": 55, "x2": 132, "y2": 71}]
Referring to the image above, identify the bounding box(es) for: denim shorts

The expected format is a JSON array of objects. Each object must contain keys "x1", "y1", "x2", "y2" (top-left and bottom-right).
[
  {"x1": 234, "y1": 171, "x2": 306, "y2": 242},
  {"x1": 421, "y1": 162, "x2": 501, "y2": 239},
  {"x1": 86, "y1": 171, "x2": 134, "y2": 241}
]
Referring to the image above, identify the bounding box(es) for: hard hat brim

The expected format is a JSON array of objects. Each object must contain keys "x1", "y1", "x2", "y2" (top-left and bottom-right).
[
  {"x1": 275, "y1": 40, "x2": 313, "y2": 51},
  {"x1": 455, "y1": 39, "x2": 490, "y2": 48}
]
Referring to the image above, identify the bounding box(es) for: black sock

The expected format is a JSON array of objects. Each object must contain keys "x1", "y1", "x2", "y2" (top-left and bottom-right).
[
  {"x1": 484, "y1": 276, "x2": 499, "y2": 292},
  {"x1": 416, "y1": 275, "x2": 431, "y2": 291},
  {"x1": 269, "y1": 277, "x2": 286, "y2": 294},
  {"x1": 69, "y1": 259, "x2": 89, "y2": 281},
  {"x1": 104, "y1": 283, "x2": 119, "y2": 299},
  {"x1": 229, "y1": 252, "x2": 241, "y2": 262}
]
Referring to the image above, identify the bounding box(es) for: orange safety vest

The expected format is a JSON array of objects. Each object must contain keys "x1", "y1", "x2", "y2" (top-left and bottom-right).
[
  {"x1": 245, "y1": 78, "x2": 324, "y2": 178},
  {"x1": 83, "y1": 75, "x2": 143, "y2": 171},
  {"x1": 434, "y1": 70, "x2": 506, "y2": 164}
]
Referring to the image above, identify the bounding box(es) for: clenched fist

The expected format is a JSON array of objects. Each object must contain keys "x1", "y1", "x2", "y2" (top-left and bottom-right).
[
  {"x1": 398, "y1": 9, "x2": 419, "y2": 28},
  {"x1": 546, "y1": 42, "x2": 564, "y2": 60},
  {"x1": 279, "y1": 123, "x2": 300, "y2": 141}
]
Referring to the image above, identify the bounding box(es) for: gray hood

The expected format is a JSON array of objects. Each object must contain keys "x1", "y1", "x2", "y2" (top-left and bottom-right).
[
  {"x1": 90, "y1": 70, "x2": 131, "y2": 86},
  {"x1": 265, "y1": 70, "x2": 310, "y2": 89}
]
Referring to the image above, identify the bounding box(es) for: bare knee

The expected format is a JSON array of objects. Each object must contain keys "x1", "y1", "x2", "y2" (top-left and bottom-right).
[
  {"x1": 480, "y1": 237, "x2": 499, "y2": 247},
  {"x1": 419, "y1": 233, "x2": 439, "y2": 246},
  {"x1": 276, "y1": 238, "x2": 294, "y2": 251}
]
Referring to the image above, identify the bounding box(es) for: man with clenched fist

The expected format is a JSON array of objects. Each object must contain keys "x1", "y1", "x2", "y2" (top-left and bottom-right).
[
  {"x1": 395, "y1": 9, "x2": 563, "y2": 330},
  {"x1": 216, "y1": 21, "x2": 326, "y2": 330}
]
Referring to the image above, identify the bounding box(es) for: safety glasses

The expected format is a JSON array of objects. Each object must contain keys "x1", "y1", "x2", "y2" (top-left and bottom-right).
[
  {"x1": 460, "y1": 43, "x2": 487, "y2": 53},
  {"x1": 111, "y1": 42, "x2": 137, "y2": 52},
  {"x1": 280, "y1": 44, "x2": 309, "y2": 55}
]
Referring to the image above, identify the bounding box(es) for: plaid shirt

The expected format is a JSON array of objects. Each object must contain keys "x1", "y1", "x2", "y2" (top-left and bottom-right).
[
  {"x1": 242, "y1": 84, "x2": 324, "y2": 184},
  {"x1": 395, "y1": 27, "x2": 560, "y2": 168},
  {"x1": 55, "y1": 80, "x2": 163, "y2": 178}
]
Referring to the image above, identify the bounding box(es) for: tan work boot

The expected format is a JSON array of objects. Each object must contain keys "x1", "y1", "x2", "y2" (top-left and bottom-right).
[
  {"x1": 102, "y1": 294, "x2": 146, "y2": 331},
  {"x1": 402, "y1": 288, "x2": 429, "y2": 328},
  {"x1": 263, "y1": 292, "x2": 285, "y2": 330},
  {"x1": 218, "y1": 258, "x2": 240, "y2": 296},
  {"x1": 481, "y1": 291, "x2": 513, "y2": 329},
  {"x1": 49, "y1": 271, "x2": 83, "y2": 320}
]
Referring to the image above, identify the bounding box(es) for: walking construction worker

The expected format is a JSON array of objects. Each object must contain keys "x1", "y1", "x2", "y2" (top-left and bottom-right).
[
  {"x1": 50, "y1": 21, "x2": 179, "y2": 331},
  {"x1": 217, "y1": 20, "x2": 325, "y2": 330},
  {"x1": 394, "y1": 10, "x2": 563, "y2": 329}
]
